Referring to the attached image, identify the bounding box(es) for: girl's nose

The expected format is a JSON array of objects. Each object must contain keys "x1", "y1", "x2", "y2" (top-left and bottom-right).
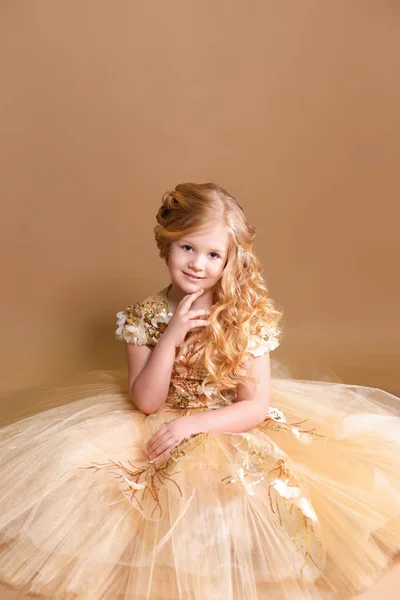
[{"x1": 189, "y1": 258, "x2": 204, "y2": 269}]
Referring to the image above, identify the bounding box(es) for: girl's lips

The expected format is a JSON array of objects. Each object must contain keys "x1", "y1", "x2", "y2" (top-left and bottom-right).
[{"x1": 183, "y1": 272, "x2": 203, "y2": 280}]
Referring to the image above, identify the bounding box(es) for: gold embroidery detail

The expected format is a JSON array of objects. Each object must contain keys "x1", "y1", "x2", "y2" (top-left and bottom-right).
[
  {"x1": 80, "y1": 433, "x2": 209, "y2": 519},
  {"x1": 258, "y1": 415, "x2": 327, "y2": 442},
  {"x1": 175, "y1": 396, "x2": 190, "y2": 409},
  {"x1": 221, "y1": 435, "x2": 323, "y2": 579}
]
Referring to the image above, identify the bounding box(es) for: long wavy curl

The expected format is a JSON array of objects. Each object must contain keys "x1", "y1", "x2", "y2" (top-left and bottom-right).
[{"x1": 154, "y1": 182, "x2": 283, "y2": 401}]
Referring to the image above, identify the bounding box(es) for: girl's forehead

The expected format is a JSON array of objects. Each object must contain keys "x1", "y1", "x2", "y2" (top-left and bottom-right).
[
  {"x1": 183, "y1": 225, "x2": 229, "y2": 241},
  {"x1": 179, "y1": 227, "x2": 230, "y2": 250}
]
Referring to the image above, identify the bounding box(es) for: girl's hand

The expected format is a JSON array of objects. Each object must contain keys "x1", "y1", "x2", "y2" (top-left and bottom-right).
[
  {"x1": 163, "y1": 288, "x2": 211, "y2": 348},
  {"x1": 146, "y1": 415, "x2": 203, "y2": 462}
]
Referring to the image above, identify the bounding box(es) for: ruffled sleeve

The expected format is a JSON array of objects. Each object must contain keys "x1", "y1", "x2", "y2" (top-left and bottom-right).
[
  {"x1": 115, "y1": 296, "x2": 174, "y2": 346},
  {"x1": 247, "y1": 318, "x2": 280, "y2": 357},
  {"x1": 115, "y1": 302, "x2": 150, "y2": 345}
]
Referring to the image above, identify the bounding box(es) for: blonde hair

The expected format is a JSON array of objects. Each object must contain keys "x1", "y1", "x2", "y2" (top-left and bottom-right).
[{"x1": 154, "y1": 182, "x2": 283, "y2": 400}]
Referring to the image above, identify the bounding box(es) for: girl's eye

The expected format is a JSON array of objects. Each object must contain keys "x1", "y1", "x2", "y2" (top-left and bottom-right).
[{"x1": 182, "y1": 245, "x2": 219, "y2": 259}]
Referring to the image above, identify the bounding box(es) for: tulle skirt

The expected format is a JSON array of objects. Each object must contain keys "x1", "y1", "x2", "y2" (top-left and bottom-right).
[{"x1": 0, "y1": 362, "x2": 399, "y2": 600}]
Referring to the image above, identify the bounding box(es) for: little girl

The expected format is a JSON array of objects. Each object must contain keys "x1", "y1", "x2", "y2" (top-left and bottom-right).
[{"x1": 0, "y1": 182, "x2": 399, "y2": 600}]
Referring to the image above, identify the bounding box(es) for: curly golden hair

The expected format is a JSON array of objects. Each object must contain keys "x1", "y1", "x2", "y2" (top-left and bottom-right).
[{"x1": 154, "y1": 182, "x2": 283, "y2": 400}]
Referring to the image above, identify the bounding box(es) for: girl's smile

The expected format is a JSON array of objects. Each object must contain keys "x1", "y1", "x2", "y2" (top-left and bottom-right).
[{"x1": 183, "y1": 271, "x2": 204, "y2": 281}]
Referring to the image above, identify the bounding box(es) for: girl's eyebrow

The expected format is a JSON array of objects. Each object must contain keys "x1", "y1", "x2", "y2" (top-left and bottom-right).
[{"x1": 181, "y1": 240, "x2": 226, "y2": 254}]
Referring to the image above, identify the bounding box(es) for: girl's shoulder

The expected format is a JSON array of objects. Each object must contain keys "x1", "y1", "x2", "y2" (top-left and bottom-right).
[{"x1": 115, "y1": 286, "x2": 173, "y2": 346}]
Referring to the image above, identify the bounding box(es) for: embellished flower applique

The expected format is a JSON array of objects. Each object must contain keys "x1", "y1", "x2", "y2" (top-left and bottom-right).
[
  {"x1": 267, "y1": 407, "x2": 286, "y2": 423},
  {"x1": 262, "y1": 406, "x2": 326, "y2": 444},
  {"x1": 247, "y1": 319, "x2": 280, "y2": 356},
  {"x1": 223, "y1": 466, "x2": 265, "y2": 496},
  {"x1": 165, "y1": 380, "x2": 220, "y2": 410},
  {"x1": 116, "y1": 300, "x2": 173, "y2": 346},
  {"x1": 116, "y1": 304, "x2": 148, "y2": 344},
  {"x1": 196, "y1": 382, "x2": 217, "y2": 398},
  {"x1": 270, "y1": 479, "x2": 318, "y2": 521}
]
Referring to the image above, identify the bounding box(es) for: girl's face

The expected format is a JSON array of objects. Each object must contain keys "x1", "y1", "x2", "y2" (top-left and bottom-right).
[{"x1": 168, "y1": 225, "x2": 230, "y2": 295}]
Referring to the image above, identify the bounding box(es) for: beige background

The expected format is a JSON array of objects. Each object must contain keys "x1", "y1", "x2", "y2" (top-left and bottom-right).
[
  {"x1": 0, "y1": 0, "x2": 399, "y2": 403},
  {"x1": 0, "y1": 3, "x2": 400, "y2": 598}
]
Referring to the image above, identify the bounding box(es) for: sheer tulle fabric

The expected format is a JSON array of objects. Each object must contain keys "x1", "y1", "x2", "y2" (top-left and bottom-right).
[{"x1": 0, "y1": 363, "x2": 399, "y2": 600}]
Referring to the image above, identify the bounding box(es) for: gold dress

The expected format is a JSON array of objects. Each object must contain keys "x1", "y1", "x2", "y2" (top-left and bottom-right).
[{"x1": 0, "y1": 285, "x2": 399, "y2": 600}]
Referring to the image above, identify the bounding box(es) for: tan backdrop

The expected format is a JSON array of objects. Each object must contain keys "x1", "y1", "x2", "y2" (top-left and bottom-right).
[{"x1": 0, "y1": 1, "x2": 399, "y2": 406}]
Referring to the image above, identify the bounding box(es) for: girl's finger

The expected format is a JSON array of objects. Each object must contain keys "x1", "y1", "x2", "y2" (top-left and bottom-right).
[
  {"x1": 189, "y1": 308, "x2": 210, "y2": 318},
  {"x1": 154, "y1": 441, "x2": 180, "y2": 463},
  {"x1": 147, "y1": 424, "x2": 171, "y2": 446},
  {"x1": 149, "y1": 440, "x2": 175, "y2": 461},
  {"x1": 148, "y1": 436, "x2": 174, "y2": 459},
  {"x1": 146, "y1": 429, "x2": 170, "y2": 453},
  {"x1": 189, "y1": 319, "x2": 210, "y2": 330},
  {"x1": 178, "y1": 288, "x2": 204, "y2": 313}
]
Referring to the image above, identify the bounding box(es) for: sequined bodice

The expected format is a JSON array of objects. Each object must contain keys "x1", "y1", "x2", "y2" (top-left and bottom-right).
[{"x1": 166, "y1": 332, "x2": 233, "y2": 410}]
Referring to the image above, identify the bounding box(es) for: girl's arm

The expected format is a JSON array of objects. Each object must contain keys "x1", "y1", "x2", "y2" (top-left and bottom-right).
[
  {"x1": 126, "y1": 336, "x2": 176, "y2": 415},
  {"x1": 192, "y1": 351, "x2": 271, "y2": 433},
  {"x1": 126, "y1": 289, "x2": 209, "y2": 415},
  {"x1": 146, "y1": 351, "x2": 272, "y2": 461}
]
